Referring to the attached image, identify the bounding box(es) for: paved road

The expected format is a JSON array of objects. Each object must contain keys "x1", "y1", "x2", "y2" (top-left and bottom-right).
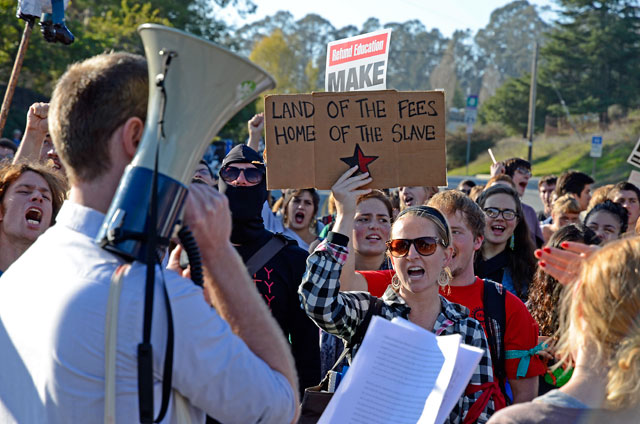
[{"x1": 447, "y1": 175, "x2": 543, "y2": 212}]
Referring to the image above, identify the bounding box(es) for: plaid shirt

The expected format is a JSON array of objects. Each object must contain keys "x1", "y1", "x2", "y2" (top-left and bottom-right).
[{"x1": 299, "y1": 233, "x2": 496, "y2": 423}]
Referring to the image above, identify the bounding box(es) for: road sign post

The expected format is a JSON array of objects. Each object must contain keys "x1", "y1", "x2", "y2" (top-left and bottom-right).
[
  {"x1": 590, "y1": 135, "x2": 602, "y2": 178},
  {"x1": 465, "y1": 95, "x2": 478, "y2": 175}
]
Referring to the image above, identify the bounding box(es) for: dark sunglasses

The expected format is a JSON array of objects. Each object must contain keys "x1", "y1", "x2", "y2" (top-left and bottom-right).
[
  {"x1": 386, "y1": 236, "x2": 445, "y2": 258},
  {"x1": 483, "y1": 207, "x2": 517, "y2": 221},
  {"x1": 220, "y1": 165, "x2": 264, "y2": 184}
]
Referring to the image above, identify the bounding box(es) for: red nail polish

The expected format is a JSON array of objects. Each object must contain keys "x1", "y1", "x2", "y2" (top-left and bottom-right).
[
  {"x1": 534, "y1": 250, "x2": 542, "y2": 259},
  {"x1": 561, "y1": 242, "x2": 569, "y2": 249},
  {"x1": 543, "y1": 247, "x2": 551, "y2": 254},
  {"x1": 540, "y1": 261, "x2": 546, "y2": 268}
]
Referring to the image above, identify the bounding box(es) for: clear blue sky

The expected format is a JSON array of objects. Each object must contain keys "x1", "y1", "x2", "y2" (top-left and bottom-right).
[{"x1": 219, "y1": 0, "x2": 556, "y2": 37}]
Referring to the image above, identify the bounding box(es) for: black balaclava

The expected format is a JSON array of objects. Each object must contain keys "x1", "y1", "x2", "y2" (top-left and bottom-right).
[{"x1": 218, "y1": 145, "x2": 268, "y2": 245}]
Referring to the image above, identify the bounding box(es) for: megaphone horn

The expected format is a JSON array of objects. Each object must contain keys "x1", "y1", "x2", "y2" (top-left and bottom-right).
[{"x1": 96, "y1": 24, "x2": 276, "y2": 262}]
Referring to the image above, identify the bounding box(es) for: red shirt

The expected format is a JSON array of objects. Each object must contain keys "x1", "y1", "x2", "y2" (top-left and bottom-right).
[{"x1": 357, "y1": 271, "x2": 546, "y2": 380}]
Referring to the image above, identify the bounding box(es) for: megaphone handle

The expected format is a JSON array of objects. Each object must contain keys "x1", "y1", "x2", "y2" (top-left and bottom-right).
[{"x1": 178, "y1": 225, "x2": 203, "y2": 286}]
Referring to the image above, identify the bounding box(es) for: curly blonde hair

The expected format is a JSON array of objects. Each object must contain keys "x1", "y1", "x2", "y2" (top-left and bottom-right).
[{"x1": 555, "y1": 237, "x2": 640, "y2": 409}]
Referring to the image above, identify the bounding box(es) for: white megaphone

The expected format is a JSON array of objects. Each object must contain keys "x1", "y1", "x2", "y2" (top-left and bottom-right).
[{"x1": 96, "y1": 24, "x2": 275, "y2": 262}]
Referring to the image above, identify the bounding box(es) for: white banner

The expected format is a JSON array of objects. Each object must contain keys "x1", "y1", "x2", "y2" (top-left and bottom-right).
[
  {"x1": 627, "y1": 137, "x2": 640, "y2": 168},
  {"x1": 325, "y1": 29, "x2": 392, "y2": 92}
]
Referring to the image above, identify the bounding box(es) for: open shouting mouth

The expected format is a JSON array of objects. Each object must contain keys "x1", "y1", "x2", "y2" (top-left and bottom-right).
[
  {"x1": 25, "y1": 207, "x2": 43, "y2": 229},
  {"x1": 294, "y1": 211, "x2": 306, "y2": 225}
]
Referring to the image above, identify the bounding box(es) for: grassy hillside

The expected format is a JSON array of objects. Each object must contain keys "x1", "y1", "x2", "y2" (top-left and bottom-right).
[{"x1": 449, "y1": 112, "x2": 640, "y2": 185}]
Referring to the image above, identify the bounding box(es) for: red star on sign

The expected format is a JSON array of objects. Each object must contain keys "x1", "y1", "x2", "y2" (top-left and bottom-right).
[{"x1": 340, "y1": 144, "x2": 379, "y2": 175}]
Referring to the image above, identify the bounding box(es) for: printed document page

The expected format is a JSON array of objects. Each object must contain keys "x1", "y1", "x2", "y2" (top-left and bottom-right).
[
  {"x1": 319, "y1": 316, "x2": 458, "y2": 424},
  {"x1": 434, "y1": 343, "x2": 483, "y2": 424}
]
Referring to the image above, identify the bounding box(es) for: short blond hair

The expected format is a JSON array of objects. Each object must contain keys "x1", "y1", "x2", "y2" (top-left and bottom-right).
[
  {"x1": 555, "y1": 237, "x2": 640, "y2": 409},
  {"x1": 552, "y1": 194, "x2": 581, "y2": 216},
  {"x1": 49, "y1": 52, "x2": 148, "y2": 184},
  {"x1": 588, "y1": 184, "x2": 614, "y2": 211}
]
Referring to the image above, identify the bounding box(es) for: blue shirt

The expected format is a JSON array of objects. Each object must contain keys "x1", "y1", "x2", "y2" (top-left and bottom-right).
[{"x1": 0, "y1": 201, "x2": 295, "y2": 423}]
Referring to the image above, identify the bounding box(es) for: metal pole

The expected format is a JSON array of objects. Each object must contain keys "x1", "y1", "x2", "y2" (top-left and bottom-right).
[
  {"x1": 526, "y1": 41, "x2": 539, "y2": 163},
  {"x1": 592, "y1": 157, "x2": 596, "y2": 179},
  {"x1": 0, "y1": 18, "x2": 35, "y2": 137},
  {"x1": 466, "y1": 132, "x2": 471, "y2": 175}
]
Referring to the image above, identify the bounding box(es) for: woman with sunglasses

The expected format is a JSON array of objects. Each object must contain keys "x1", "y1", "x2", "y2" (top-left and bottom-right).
[
  {"x1": 474, "y1": 185, "x2": 536, "y2": 301},
  {"x1": 300, "y1": 167, "x2": 497, "y2": 423}
]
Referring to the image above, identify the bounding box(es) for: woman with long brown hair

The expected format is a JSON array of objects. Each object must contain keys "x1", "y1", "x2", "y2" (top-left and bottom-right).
[
  {"x1": 474, "y1": 185, "x2": 536, "y2": 301},
  {"x1": 527, "y1": 224, "x2": 600, "y2": 395}
]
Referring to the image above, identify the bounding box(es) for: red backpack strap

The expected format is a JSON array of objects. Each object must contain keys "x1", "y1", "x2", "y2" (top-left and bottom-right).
[{"x1": 463, "y1": 381, "x2": 507, "y2": 424}]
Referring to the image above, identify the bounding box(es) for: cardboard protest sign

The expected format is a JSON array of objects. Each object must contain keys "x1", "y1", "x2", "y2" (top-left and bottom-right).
[
  {"x1": 264, "y1": 90, "x2": 447, "y2": 190},
  {"x1": 325, "y1": 29, "x2": 392, "y2": 92}
]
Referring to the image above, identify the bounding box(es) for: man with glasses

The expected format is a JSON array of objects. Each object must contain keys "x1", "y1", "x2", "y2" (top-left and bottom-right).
[
  {"x1": 193, "y1": 159, "x2": 217, "y2": 187},
  {"x1": 218, "y1": 145, "x2": 320, "y2": 396},
  {"x1": 491, "y1": 157, "x2": 544, "y2": 247}
]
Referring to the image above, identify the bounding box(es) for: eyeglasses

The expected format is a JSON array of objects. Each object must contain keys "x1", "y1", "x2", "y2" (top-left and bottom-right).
[
  {"x1": 515, "y1": 167, "x2": 532, "y2": 177},
  {"x1": 220, "y1": 165, "x2": 264, "y2": 184},
  {"x1": 386, "y1": 236, "x2": 445, "y2": 258},
  {"x1": 483, "y1": 207, "x2": 518, "y2": 221}
]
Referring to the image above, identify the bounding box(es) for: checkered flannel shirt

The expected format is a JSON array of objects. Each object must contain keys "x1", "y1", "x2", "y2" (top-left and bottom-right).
[{"x1": 298, "y1": 232, "x2": 496, "y2": 423}]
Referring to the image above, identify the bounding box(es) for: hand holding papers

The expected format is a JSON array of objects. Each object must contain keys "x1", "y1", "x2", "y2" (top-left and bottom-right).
[{"x1": 318, "y1": 316, "x2": 483, "y2": 424}]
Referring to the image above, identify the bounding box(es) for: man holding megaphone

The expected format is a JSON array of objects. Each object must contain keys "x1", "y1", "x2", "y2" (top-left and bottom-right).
[{"x1": 0, "y1": 52, "x2": 299, "y2": 423}]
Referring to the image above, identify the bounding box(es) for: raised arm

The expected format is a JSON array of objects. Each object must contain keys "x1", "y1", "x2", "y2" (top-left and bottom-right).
[
  {"x1": 14, "y1": 102, "x2": 49, "y2": 164},
  {"x1": 330, "y1": 167, "x2": 370, "y2": 292},
  {"x1": 246, "y1": 112, "x2": 264, "y2": 152}
]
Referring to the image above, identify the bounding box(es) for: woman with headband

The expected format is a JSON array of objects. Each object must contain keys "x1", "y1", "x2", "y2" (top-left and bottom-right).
[{"x1": 299, "y1": 167, "x2": 498, "y2": 423}]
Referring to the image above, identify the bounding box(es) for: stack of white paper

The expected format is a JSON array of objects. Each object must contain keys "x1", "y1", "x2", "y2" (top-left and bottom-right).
[{"x1": 318, "y1": 316, "x2": 483, "y2": 424}]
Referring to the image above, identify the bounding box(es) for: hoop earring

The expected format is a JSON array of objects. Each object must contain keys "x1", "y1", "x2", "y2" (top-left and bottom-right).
[
  {"x1": 437, "y1": 267, "x2": 452, "y2": 287},
  {"x1": 391, "y1": 274, "x2": 401, "y2": 291}
]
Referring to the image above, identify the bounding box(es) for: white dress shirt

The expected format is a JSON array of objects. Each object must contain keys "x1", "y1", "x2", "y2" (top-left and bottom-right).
[{"x1": 0, "y1": 201, "x2": 295, "y2": 423}]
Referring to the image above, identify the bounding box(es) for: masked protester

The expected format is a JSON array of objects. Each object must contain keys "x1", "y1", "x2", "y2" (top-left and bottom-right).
[{"x1": 219, "y1": 144, "x2": 321, "y2": 396}]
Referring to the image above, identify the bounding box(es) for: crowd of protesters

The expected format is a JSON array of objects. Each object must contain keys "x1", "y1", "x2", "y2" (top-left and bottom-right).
[{"x1": 1, "y1": 51, "x2": 640, "y2": 424}]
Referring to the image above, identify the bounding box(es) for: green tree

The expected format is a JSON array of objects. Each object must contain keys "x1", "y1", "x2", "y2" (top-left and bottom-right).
[
  {"x1": 479, "y1": 73, "x2": 552, "y2": 136},
  {"x1": 386, "y1": 21, "x2": 448, "y2": 91},
  {"x1": 475, "y1": 1, "x2": 549, "y2": 81},
  {"x1": 249, "y1": 29, "x2": 300, "y2": 94},
  {"x1": 540, "y1": 0, "x2": 640, "y2": 125}
]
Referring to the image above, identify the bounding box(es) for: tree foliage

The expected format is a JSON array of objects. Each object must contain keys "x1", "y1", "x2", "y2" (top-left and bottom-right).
[
  {"x1": 540, "y1": 0, "x2": 640, "y2": 124},
  {"x1": 0, "y1": 0, "x2": 252, "y2": 137},
  {"x1": 249, "y1": 29, "x2": 305, "y2": 94},
  {"x1": 479, "y1": 74, "x2": 552, "y2": 136},
  {"x1": 475, "y1": 1, "x2": 549, "y2": 82}
]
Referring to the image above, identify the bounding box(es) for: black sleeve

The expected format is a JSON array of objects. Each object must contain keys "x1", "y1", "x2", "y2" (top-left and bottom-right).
[{"x1": 287, "y1": 246, "x2": 321, "y2": 394}]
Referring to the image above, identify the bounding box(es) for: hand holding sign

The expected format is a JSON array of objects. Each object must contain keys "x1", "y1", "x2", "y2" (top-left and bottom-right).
[
  {"x1": 331, "y1": 166, "x2": 372, "y2": 237},
  {"x1": 332, "y1": 166, "x2": 372, "y2": 216}
]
